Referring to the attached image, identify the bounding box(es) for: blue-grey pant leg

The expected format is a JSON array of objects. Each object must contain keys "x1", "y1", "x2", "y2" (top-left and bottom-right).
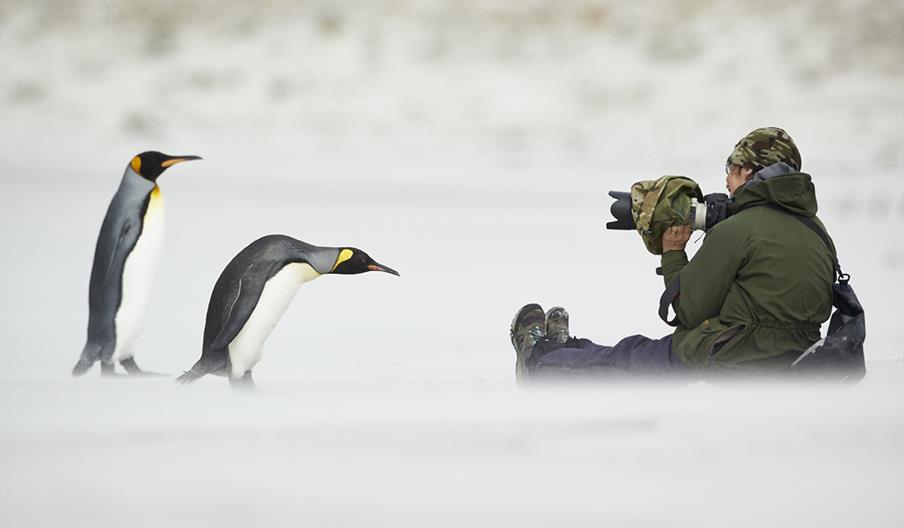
[{"x1": 530, "y1": 334, "x2": 681, "y2": 375}]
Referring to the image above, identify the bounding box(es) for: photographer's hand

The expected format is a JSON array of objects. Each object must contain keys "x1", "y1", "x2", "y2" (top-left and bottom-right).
[{"x1": 662, "y1": 224, "x2": 691, "y2": 253}]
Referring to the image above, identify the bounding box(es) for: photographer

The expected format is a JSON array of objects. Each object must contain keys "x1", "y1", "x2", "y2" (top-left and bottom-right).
[{"x1": 511, "y1": 127, "x2": 836, "y2": 380}]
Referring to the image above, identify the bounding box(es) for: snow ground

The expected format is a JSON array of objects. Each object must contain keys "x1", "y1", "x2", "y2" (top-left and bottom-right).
[
  {"x1": 1, "y1": 372, "x2": 903, "y2": 528},
  {"x1": 1, "y1": 0, "x2": 903, "y2": 526}
]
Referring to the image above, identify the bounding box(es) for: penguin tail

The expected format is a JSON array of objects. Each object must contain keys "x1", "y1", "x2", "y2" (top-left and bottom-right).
[
  {"x1": 176, "y1": 353, "x2": 228, "y2": 385},
  {"x1": 72, "y1": 343, "x2": 101, "y2": 377},
  {"x1": 175, "y1": 369, "x2": 206, "y2": 385}
]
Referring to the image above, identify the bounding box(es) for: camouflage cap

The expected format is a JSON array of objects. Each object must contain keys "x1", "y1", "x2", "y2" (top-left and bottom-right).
[{"x1": 727, "y1": 127, "x2": 801, "y2": 171}]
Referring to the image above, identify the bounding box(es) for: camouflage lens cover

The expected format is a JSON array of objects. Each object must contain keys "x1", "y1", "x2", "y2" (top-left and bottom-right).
[{"x1": 630, "y1": 175, "x2": 702, "y2": 255}]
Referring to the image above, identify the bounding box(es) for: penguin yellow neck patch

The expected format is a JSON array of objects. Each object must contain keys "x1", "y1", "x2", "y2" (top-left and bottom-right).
[
  {"x1": 332, "y1": 249, "x2": 354, "y2": 271},
  {"x1": 130, "y1": 156, "x2": 142, "y2": 173},
  {"x1": 146, "y1": 186, "x2": 164, "y2": 217}
]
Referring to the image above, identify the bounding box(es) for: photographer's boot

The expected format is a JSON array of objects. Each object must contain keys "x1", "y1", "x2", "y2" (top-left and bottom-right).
[
  {"x1": 510, "y1": 303, "x2": 546, "y2": 383},
  {"x1": 545, "y1": 306, "x2": 570, "y2": 344}
]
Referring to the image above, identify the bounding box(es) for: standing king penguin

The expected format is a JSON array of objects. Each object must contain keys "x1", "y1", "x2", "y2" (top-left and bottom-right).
[
  {"x1": 73, "y1": 151, "x2": 201, "y2": 377},
  {"x1": 176, "y1": 235, "x2": 399, "y2": 389}
]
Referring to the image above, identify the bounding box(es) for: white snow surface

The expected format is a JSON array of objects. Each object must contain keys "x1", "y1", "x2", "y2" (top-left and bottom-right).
[
  {"x1": 2, "y1": 375, "x2": 903, "y2": 528},
  {"x1": 1, "y1": 1, "x2": 903, "y2": 526}
]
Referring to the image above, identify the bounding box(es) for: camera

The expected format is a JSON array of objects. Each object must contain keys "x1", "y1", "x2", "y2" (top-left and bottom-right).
[{"x1": 606, "y1": 190, "x2": 733, "y2": 232}]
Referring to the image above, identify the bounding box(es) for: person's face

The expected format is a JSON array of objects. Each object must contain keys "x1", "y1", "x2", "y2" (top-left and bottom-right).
[{"x1": 725, "y1": 164, "x2": 753, "y2": 195}]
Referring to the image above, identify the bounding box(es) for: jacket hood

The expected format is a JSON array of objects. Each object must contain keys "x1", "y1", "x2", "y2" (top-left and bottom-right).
[{"x1": 731, "y1": 162, "x2": 818, "y2": 216}]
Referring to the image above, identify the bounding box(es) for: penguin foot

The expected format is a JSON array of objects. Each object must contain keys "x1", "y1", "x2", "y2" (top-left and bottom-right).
[
  {"x1": 228, "y1": 371, "x2": 256, "y2": 391},
  {"x1": 119, "y1": 358, "x2": 167, "y2": 377},
  {"x1": 100, "y1": 362, "x2": 127, "y2": 378}
]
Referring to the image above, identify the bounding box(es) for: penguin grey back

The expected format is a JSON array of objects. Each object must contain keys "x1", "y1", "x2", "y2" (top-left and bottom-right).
[
  {"x1": 201, "y1": 235, "x2": 339, "y2": 353},
  {"x1": 84, "y1": 167, "x2": 156, "y2": 355}
]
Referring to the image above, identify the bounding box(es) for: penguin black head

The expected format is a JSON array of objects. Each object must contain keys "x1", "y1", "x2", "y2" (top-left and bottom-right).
[
  {"x1": 330, "y1": 248, "x2": 400, "y2": 277},
  {"x1": 129, "y1": 151, "x2": 202, "y2": 182}
]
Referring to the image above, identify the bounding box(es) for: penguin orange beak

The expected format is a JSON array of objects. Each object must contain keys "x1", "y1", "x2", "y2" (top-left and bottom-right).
[
  {"x1": 161, "y1": 155, "x2": 203, "y2": 168},
  {"x1": 368, "y1": 263, "x2": 400, "y2": 276}
]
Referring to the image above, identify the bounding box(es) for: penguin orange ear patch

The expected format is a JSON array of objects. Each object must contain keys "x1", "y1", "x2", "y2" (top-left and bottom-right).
[{"x1": 130, "y1": 156, "x2": 142, "y2": 173}]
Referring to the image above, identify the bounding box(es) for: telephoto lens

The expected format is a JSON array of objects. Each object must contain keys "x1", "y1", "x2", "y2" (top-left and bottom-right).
[{"x1": 606, "y1": 189, "x2": 733, "y2": 232}]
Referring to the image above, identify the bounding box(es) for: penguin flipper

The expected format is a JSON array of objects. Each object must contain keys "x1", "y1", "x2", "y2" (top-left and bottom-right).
[
  {"x1": 208, "y1": 260, "x2": 282, "y2": 351},
  {"x1": 97, "y1": 214, "x2": 143, "y2": 289}
]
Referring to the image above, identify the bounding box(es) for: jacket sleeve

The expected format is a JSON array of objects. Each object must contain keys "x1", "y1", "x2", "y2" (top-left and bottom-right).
[
  {"x1": 659, "y1": 221, "x2": 750, "y2": 329},
  {"x1": 660, "y1": 250, "x2": 688, "y2": 287}
]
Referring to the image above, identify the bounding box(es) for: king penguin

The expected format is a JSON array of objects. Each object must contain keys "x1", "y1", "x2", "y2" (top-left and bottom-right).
[
  {"x1": 72, "y1": 151, "x2": 201, "y2": 377},
  {"x1": 175, "y1": 234, "x2": 399, "y2": 389}
]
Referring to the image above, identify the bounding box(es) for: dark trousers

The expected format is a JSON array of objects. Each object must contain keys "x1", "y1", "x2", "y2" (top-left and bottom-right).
[{"x1": 528, "y1": 334, "x2": 686, "y2": 378}]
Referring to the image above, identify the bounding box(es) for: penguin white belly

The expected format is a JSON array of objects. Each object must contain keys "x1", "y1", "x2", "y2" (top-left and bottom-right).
[
  {"x1": 228, "y1": 263, "x2": 320, "y2": 378},
  {"x1": 112, "y1": 188, "x2": 165, "y2": 362}
]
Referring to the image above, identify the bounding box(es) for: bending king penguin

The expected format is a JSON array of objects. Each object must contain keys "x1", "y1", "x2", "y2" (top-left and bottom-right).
[
  {"x1": 176, "y1": 235, "x2": 399, "y2": 389},
  {"x1": 73, "y1": 151, "x2": 201, "y2": 377}
]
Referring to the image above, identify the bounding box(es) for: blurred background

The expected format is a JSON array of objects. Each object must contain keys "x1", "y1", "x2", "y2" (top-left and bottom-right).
[
  {"x1": 1, "y1": 0, "x2": 901, "y2": 381},
  {"x1": 1, "y1": 1, "x2": 902, "y2": 526}
]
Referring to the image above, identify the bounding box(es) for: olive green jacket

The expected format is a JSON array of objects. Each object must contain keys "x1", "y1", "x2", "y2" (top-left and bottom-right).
[{"x1": 660, "y1": 167, "x2": 836, "y2": 372}]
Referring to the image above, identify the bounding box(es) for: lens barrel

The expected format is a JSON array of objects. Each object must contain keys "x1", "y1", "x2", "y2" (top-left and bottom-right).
[{"x1": 689, "y1": 198, "x2": 707, "y2": 230}]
